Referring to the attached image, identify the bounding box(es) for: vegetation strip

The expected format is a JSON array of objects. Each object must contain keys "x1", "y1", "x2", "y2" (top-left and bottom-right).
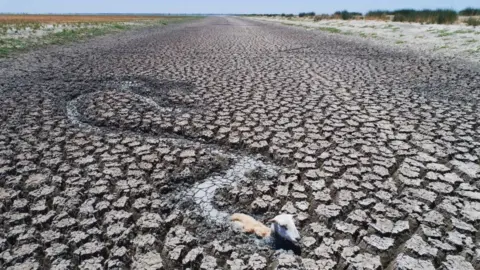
[
  {"x1": 0, "y1": 15, "x2": 200, "y2": 57},
  {"x1": 246, "y1": 7, "x2": 480, "y2": 26}
]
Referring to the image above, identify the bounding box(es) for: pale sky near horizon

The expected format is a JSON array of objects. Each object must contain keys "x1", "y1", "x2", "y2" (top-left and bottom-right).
[{"x1": 0, "y1": 0, "x2": 478, "y2": 14}]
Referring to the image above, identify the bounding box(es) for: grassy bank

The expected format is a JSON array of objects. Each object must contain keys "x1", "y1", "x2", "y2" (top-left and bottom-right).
[{"x1": 0, "y1": 15, "x2": 198, "y2": 57}]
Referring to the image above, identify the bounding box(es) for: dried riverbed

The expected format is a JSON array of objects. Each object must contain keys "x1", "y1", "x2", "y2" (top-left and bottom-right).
[{"x1": 0, "y1": 16, "x2": 480, "y2": 269}]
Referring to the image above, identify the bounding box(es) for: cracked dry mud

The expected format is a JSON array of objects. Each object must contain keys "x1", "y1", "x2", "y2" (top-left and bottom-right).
[{"x1": 0, "y1": 16, "x2": 480, "y2": 270}]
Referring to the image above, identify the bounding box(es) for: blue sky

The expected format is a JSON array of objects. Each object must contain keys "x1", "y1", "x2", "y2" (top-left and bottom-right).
[{"x1": 0, "y1": 0, "x2": 477, "y2": 14}]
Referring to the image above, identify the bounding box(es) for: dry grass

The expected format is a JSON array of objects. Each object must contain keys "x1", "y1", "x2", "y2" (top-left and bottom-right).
[{"x1": 0, "y1": 15, "x2": 181, "y2": 24}]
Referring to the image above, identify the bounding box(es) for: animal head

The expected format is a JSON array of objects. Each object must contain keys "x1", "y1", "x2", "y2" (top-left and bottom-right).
[{"x1": 268, "y1": 214, "x2": 300, "y2": 243}]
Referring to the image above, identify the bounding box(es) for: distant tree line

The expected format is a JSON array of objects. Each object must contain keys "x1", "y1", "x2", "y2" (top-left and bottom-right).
[
  {"x1": 243, "y1": 13, "x2": 294, "y2": 17},
  {"x1": 299, "y1": 12, "x2": 315, "y2": 17},
  {"x1": 245, "y1": 7, "x2": 480, "y2": 25}
]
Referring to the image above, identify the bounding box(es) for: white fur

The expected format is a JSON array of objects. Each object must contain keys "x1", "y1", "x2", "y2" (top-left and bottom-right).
[{"x1": 271, "y1": 214, "x2": 300, "y2": 242}]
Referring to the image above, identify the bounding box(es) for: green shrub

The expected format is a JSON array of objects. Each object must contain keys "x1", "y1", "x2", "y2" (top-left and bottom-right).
[
  {"x1": 392, "y1": 14, "x2": 407, "y2": 22},
  {"x1": 436, "y1": 10, "x2": 458, "y2": 24},
  {"x1": 391, "y1": 9, "x2": 457, "y2": 24},
  {"x1": 112, "y1": 24, "x2": 127, "y2": 30},
  {"x1": 313, "y1": 14, "x2": 331, "y2": 21},
  {"x1": 459, "y1": 7, "x2": 480, "y2": 16},
  {"x1": 366, "y1": 10, "x2": 391, "y2": 20},
  {"x1": 299, "y1": 12, "x2": 315, "y2": 18},
  {"x1": 334, "y1": 10, "x2": 362, "y2": 20},
  {"x1": 366, "y1": 10, "x2": 391, "y2": 16},
  {"x1": 466, "y1": 17, "x2": 480, "y2": 27}
]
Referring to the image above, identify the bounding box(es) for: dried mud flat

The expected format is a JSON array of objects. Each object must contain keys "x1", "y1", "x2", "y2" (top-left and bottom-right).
[{"x1": 0, "y1": 17, "x2": 480, "y2": 270}]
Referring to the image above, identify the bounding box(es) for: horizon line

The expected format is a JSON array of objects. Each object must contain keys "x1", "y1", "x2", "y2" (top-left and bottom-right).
[{"x1": 1, "y1": 7, "x2": 478, "y2": 16}]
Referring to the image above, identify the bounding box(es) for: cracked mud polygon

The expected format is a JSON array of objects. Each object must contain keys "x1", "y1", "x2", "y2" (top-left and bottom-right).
[{"x1": 0, "y1": 17, "x2": 480, "y2": 270}]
